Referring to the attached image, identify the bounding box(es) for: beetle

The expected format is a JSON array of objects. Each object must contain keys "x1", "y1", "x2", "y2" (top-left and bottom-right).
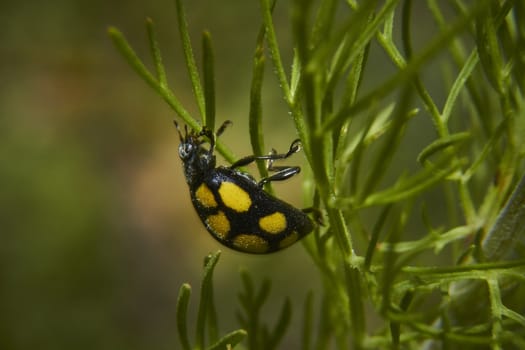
[{"x1": 175, "y1": 120, "x2": 314, "y2": 254}]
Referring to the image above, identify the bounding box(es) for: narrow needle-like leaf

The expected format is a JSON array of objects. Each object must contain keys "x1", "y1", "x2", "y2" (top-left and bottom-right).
[
  {"x1": 174, "y1": 0, "x2": 206, "y2": 118},
  {"x1": 202, "y1": 31, "x2": 216, "y2": 131},
  {"x1": 176, "y1": 283, "x2": 192, "y2": 350}
]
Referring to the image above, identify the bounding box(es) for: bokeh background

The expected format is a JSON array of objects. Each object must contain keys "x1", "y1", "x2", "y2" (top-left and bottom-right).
[
  {"x1": 1, "y1": 1, "x2": 444, "y2": 349},
  {"x1": 1, "y1": 1, "x2": 322, "y2": 348}
]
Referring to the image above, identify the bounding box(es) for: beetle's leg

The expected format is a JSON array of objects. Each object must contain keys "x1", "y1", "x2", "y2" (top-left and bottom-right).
[
  {"x1": 200, "y1": 120, "x2": 232, "y2": 155},
  {"x1": 301, "y1": 207, "x2": 324, "y2": 226},
  {"x1": 257, "y1": 166, "x2": 301, "y2": 188},
  {"x1": 231, "y1": 139, "x2": 301, "y2": 169},
  {"x1": 229, "y1": 139, "x2": 303, "y2": 188},
  {"x1": 257, "y1": 146, "x2": 301, "y2": 187},
  {"x1": 216, "y1": 120, "x2": 232, "y2": 137}
]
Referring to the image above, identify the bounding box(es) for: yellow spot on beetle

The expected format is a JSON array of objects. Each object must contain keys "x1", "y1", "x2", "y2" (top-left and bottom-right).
[
  {"x1": 195, "y1": 184, "x2": 218, "y2": 208},
  {"x1": 233, "y1": 234, "x2": 268, "y2": 253},
  {"x1": 218, "y1": 182, "x2": 251, "y2": 212},
  {"x1": 279, "y1": 231, "x2": 299, "y2": 249},
  {"x1": 206, "y1": 211, "x2": 230, "y2": 239},
  {"x1": 259, "y1": 212, "x2": 287, "y2": 234}
]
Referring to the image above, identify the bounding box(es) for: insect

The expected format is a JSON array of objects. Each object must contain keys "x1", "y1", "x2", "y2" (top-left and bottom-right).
[{"x1": 175, "y1": 120, "x2": 315, "y2": 254}]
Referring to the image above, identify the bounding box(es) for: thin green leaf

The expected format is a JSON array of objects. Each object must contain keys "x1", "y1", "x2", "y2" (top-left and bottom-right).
[
  {"x1": 389, "y1": 318, "x2": 400, "y2": 347},
  {"x1": 176, "y1": 283, "x2": 192, "y2": 350},
  {"x1": 290, "y1": 49, "x2": 301, "y2": 102},
  {"x1": 249, "y1": 30, "x2": 268, "y2": 186},
  {"x1": 108, "y1": 27, "x2": 197, "y2": 129},
  {"x1": 377, "y1": 24, "x2": 407, "y2": 70},
  {"x1": 239, "y1": 269, "x2": 254, "y2": 302},
  {"x1": 146, "y1": 18, "x2": 168, "y2": 87},
  {"x1": 501, "y1": 306, "x2": 525, "y2": 328},
  {"x1": 315, "y1": 295, "x2": 333, "y2": 349},
  {"x1": 202, "y1": 31, "x2": 216, "y2": 131},
  {"x1": 290, "y1": 0, "x2": 312, "y2": 83},
  {"x1": 476, "y1": 5, "x2": 505, "y2": 94},
  {"x1": 404, "y1": 259, "x2": 525, "y2": 278},
  {"x1": 402, "y1": 0, "x2": 444, "y2": 136},
  {"x1": 267, "y1": 298, "x2": 292, "y2": 349},
  {"x1": 359, "y1": 85, "x2": 414, "y2": 202},
  {"x1": 441, "y1": 50, "x2": 479, "y2": 125},
  {"x1": 108, "y1": 27, "x2": 158, "y2": 89},
  {"x1": 290, "y1": 0, "x2": 319, "y2": 150},
  {"x1": 401, "y1": 0, "x2": 414, "y2": 59},
  {"x1": 301, "y1": 291, "x2": 313, "y2": 350},
  {"x1": 390, "y1": 289, "x2": 416, "y2": 348},
  {"x1": 417, "y1": 132, "x2": 470, "y2": 164},
  {"x1": 381, "y1": 207, "x2": 406, "y2": 313},
  {"x1": 255, "y1": 278, "x2": 271, "y2": 307},
  {"x1": 319, "y1": 1, "x2": 389, "y2": 129},
  {"x1": 344, "y1": 104, "x2": 391, "y2": 197},
  {"x1": 205, "y1": 329, "x2": 247, "y2": 350},
  {"x1": 364, "y1": 205, "x2": 392, "y2": 270},
  {"x1": 207, "y1": 259, "x2": 219, "y2": 342},
  {"x1": 462, "y1": 118, "x2": 508, "y2": 182},
  {"x1": 196, "y1": 251, "x2": 221, "y2": 349},
  {"x1": 310, "y1": 0, "x2": 338, "y2": 51},
  {"x1": 340, "y1": 38, "x2": 370, "y2": 111},
  {"x1": 237, "y1": 270, "x2": 266, "y2": 350},
  {"x1": 260, "y1": 0, "x2": 291, "y2": 102},
  {"x1": 174, "y1": 0, "x2": 206, "y2": 119},
  {"x1": 290, "y1": 0, "x2": 315, "y2": 131},
  {"x1": 427, "y1": 0, "x2": 488, "y2": 133},
  {"x1": 360, "y1": 159, "x2": 459, "y2": 208},
  {"x1": 380, "y1": 224, "x2": 477, "y2": 256},
  {"x1": 338, "y1": 103, "x2": 396, "y2": 167}
]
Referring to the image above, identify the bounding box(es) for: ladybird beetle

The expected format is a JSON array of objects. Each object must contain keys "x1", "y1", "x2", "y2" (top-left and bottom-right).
[{"x1": 175, "y1": 120, "x2": 314, "y2": 254}]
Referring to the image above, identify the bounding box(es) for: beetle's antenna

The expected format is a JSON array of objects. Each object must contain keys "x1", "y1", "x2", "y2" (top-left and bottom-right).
[{"x1": 173, "y1": 120, "x2": 184, "y2": 143}]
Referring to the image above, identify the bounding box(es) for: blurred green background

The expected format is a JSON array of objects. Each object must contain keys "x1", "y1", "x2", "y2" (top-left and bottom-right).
[
  {"x1": 0, "y1": 1, "x2": 323, "y2": 349},
  {"x1": 0, "y1": 1, "x2": 445, "y2": 349}
]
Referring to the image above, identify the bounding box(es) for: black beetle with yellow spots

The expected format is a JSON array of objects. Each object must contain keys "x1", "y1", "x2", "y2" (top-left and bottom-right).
[{"x1": 175, "y1": 120, "x2": 315, "y2": 254}]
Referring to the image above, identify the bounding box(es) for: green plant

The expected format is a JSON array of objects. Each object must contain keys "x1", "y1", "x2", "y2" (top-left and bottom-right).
[{"x1": 109, "y1": 0, "x2": 525, "y2": 348}]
